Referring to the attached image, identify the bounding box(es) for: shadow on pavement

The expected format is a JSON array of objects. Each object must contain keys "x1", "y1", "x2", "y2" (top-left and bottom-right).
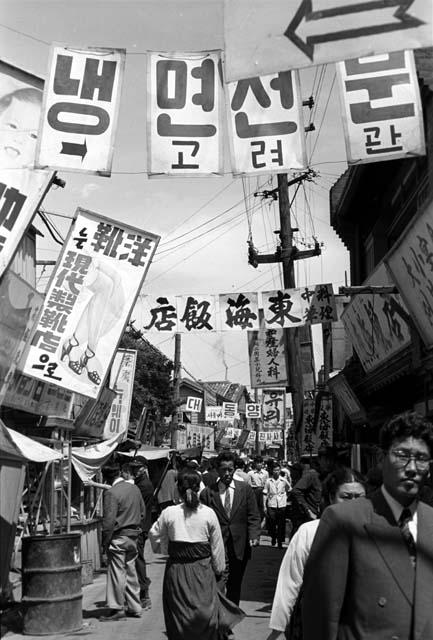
[{"x1": 240, "y1": 544, "x2": 284, "y2": 604}]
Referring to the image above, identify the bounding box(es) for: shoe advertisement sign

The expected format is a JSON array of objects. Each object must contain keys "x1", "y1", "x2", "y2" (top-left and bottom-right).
[{"x1": 20, "y1": 207, "x2": 159, "y2": 398}]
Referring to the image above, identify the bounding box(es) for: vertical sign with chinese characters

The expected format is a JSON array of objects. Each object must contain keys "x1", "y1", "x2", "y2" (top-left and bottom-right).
[
  {"x1": 0, "y1": 61, "x2": 54, "y2": 277},
  {"x1": 337, "y1": 50, "x2": 425, "y2": 164},
  {"x1": 103, "y1": 349, "x2": 137, "y2": 440},
  {"x1": 36, "y1": 45, "x2": 125, "y2": 175},
  {"x1": 219, "y1": 292, "x2": 259, "y2": 330},
  {"x1": 317, "y1": 394, "x2": 333, "y2": 450},
  {"x1": 147, "y1": 51, "x2": 223, "y2": 176},
  {"x1": 21, "y1": 208, "x2": 160, "y2": 398},
  {"x1": 226, "y1": 70, "x2": 306, "y2": 175},
  {"x1": 386, "y1": 199, "x2": 433, "y2": 347},
  {"x1": 248, "y1": 312, "x2": 288, "y2": 388},
  {"x1": 262, "y1": 388, "x2": 285, "y2": 430},
  {"x1": 300, "y1": 397, "x2": 316, "y2": 456}
]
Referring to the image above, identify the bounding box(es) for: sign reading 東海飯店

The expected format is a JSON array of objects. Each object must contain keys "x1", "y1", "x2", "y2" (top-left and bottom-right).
[{"x1": 223, "y1": 0, "x2": 433, "y2": 82}]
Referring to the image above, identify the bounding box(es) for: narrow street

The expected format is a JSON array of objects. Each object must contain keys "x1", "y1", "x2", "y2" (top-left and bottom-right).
[{"x1": 5, "y1": 537, "x2": 284, "y2": 640}]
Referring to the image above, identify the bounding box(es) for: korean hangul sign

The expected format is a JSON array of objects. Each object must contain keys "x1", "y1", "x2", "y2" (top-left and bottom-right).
[
  {"x1": 74, "y1": 387, "x2": 117, "y2": 438},
  {"x1": 342, "y1": 262, "x2": 411, "y2": 372},
  {"x1": 36, "y1": 45, "x2": 125, "y2": 175},
  {"x1": 0, "y1": 61, "x2": 54, "y2": 277},
  {"x1": 223, "y1": 0, "x2": 433, "y2": 82},
  {"x1": 263, "y1": 283, "x2": 337, "y2": 329},
  {"x1": 337, "y1": 50, "x2": 425, "y2": 164},
  {"x1": 206, "y1": 405, "x2": 225, "y2": 421},
  {"x1": 247, "y1": 430, "x2": 257, "y2": 444},
  {"x1": 223, "y1": 401, "x2": 238, "y2": 422},
  {"x1": 258, "y1": 430, "x2": 281, "y2": 444},
  {"x1": 386, "y1": 199, "x2": 433, "y2": 347},
  {"x1": 225, "y1": 70, "x2": 306, "y2": 175},
  {"x1": 103, "y1": 349, "x2": 137, "y2": 440},
  {"x1": 219, "y1": 292, "x2": 259, "y2": 330},
  {"x1": 21, "y1": 208, "x2": 160, "y2": 398},
  {"x1": 245, "y1": 403, "x2": 261, "y2": 419},
  {"x1": 248, "y1": 312, "x2": 288, "y2": 388},
  {"x1": 186, "y1": 396, "x2": 203, "y2": 413},
  {"x1": 262, "y1": 388, "x2": 286, "y2": 430},
  {"x1": 147, "y1": 51, "x2": 223, "y2": 176}
]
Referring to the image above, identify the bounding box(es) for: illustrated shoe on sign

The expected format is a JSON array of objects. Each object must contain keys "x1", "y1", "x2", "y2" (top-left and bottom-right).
[
  {"x1": 80, "y1": 347, "x2": 102, "y2": 385},
  {"x1": 99, "y1": 609, "x2": 126, "y2": 621}
]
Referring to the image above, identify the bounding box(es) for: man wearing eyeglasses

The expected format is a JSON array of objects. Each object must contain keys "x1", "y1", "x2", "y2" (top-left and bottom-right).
[{"x1": 302, "y1": 411, "x2": 433, "y2": 640}]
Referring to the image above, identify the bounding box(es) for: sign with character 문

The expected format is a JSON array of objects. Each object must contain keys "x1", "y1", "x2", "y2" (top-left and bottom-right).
[
  {"x1": 36, "y1": 44, "x2": 125, "y2": 175},
  {"x1": 147, "y1": 51, "x2": 223, "y2": 176},
  {"x1": 225, "y1": 70, "x2": 306, "y2": 175},
  {"x1": 337, "y1": 50, "x2": 425, "y2": 164},
  {"x1": 21, "y1": 208, "x2": 159, "y2": 398}
]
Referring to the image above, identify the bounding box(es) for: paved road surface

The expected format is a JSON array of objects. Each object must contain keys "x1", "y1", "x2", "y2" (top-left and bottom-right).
[{"x1": 4, "y1": 536, "x2": 285, "y2": 639}]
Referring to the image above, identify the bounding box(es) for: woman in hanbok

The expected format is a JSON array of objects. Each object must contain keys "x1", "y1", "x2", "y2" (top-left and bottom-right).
[{"x1": 149, "y1": 470, "x2": 244, "y2": 640}]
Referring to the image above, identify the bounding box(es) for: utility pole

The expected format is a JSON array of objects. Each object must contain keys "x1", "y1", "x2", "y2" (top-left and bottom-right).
[
  {"x1": 249, "y1": 168, "x2": 320, "y2": 445},
  {"x1": 170, "y1": 332, "x2": 181, "y2": 448}
]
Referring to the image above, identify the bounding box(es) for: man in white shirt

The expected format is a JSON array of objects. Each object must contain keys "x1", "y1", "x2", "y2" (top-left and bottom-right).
[
  {"x1": 302, "y1": 411, "x2": 433, "y2": 640},
  {"x1": 248, "y1": 456, "x2": 269, "y2": 523},
  {"x1": 263, "y1": 462, "x2": 291, "y2": 548}
]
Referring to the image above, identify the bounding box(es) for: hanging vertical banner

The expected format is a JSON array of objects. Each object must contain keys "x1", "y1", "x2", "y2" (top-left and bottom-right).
[
  {"x1": 342, "y1": 262, "x2": 411, "y2": 372},
  {"x1": 262, "y1": 388, "x2": 285, "y2": 430},
  {"x1": 226, "y1": 70, "x2": 306, "y2": 175},
  {"x1": 248, "y1": 312, "x2": 288, "y2": 388},
  {"x1": 147, "y1": 50, "x2": 223, "y2": 177},
  {"x1": 337, "y1": 50, "x2": 425, "y2": 164},
  {"x1": 21, "y1": 207, "x2": 160, "y2": 398},
  {"x1": 263, "y1": 283, "x2": 337, "y2": 329},
  {"x1": 219, "y1": 292, "x2": 259, "y2": 330},
  {"x1": 386, "y1": 199, "x2": 433, "y2": 347},
  {"x1": 300, "y1": 396, "x2": 316, "y2": 456},
  {"x1": 176, "y1": 294, "x2": 217, "y2": 332},
  {"x1": 0, "y1": 60, "x2": 54, "y2": 277},
  {"x1": 317, "y1": 394, "x2": 333, "y2": 449},
  {"x1": 103, "y1": 349, "x2": 137, "y2": 440},
  {"x1": 36, "y1": 44, "x2": 125, "y2": 176}
]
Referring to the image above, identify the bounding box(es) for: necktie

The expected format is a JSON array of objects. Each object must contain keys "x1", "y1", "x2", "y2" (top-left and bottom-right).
[
  {"x1": 224, "y1": 488, "x2": 231, "y2": 517},
  {"x1": 398, "y1": 507, "x2": 416, "y2": 566}
]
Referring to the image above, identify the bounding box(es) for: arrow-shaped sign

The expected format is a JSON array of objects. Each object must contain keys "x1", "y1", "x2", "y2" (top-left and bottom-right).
[
  {"x1": 60, "y1": 139, "x2": 88, "y2": 161},
  {"x1": 285, "y1": 0, "x2": 425, "y2": 61}
]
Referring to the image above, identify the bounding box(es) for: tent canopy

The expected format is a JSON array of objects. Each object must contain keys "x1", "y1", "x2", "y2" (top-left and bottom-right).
[
  {"x1": 121, "y1": 446, "x2": 175, "y2": 461},
  {"x1": 1, "y1": 421, "x2": 62, "y2": 463}
]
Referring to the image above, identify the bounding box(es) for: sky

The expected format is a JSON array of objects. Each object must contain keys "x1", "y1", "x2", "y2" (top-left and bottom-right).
[{"x1": 0, "y1": 0, "x2": 350, "y2": 387}]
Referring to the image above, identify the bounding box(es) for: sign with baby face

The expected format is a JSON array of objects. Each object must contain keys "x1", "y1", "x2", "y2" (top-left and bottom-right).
[{"x1": 36, "y1": 44, "x2": 125, "y2": 175}]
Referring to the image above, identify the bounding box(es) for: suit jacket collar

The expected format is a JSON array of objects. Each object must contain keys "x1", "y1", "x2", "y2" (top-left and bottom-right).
[
  {"x1": 414, "y1": 501, "x2": 433, "y2": 640},
  {"x1": 364, "y1": 490, "x2": 414, "y2": 604}
]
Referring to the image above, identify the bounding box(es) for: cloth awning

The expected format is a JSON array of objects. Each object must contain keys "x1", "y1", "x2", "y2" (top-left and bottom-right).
[
  {"x1": 121, "y1": 446, "x2": 175, "y2": 461},
  {"x1": 71, "y1": 432, "x2": 124, "y2": 484},
  {"x1": 2, "y1": 423, "x2": 63, "y2": 463}
]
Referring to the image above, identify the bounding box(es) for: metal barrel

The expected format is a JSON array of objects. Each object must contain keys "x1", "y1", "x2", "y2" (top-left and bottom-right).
[{"x1": 22, "y1": 533, "x2": 83, "y2": 635}]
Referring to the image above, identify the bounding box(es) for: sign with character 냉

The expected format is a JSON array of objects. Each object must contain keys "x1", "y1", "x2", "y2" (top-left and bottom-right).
[
  {"x1": 36, "y1": 44, "x2": 125, "y2": 175},
  {"x1": 337, "y1": 50, "x2": 425, "y2": 164},
  {"x1": 147, "y1": 51, "x2": 223, "y2": 176},
  {"x1": 225, "y1": 70, "x2": 307, "y2": 175},
  {"x1": 21, "y1": 208, "x2": 159, "y2": 398}
]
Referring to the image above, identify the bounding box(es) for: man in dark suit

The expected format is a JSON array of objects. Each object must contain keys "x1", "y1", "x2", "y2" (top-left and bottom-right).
[
  {"x1": 100, "y1": 463, "x2": 146, "y2": 621},
  {"x1": 130, "y1": 457, "x2": 154, "y2": 610},
  {"x1": 200, "y1": 450, "x2": 261, "y2": 605},
  {"x1": 302, "y1": 411, "x2": 433, "y2": 640}
]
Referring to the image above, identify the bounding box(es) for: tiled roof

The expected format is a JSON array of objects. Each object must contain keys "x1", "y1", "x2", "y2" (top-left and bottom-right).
[{"x1": 205, "y1": 381, "x2": 247, "y2": 402}]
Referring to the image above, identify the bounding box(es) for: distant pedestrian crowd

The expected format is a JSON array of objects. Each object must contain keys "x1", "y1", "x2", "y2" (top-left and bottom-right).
[{"x1": 98, "y1": 410, "x2": 433, "y2": 640}]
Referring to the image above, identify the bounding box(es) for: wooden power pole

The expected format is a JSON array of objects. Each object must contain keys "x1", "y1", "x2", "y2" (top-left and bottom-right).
[{"x1": 170, "y1": 332, "x2": 181, "y2": 448}]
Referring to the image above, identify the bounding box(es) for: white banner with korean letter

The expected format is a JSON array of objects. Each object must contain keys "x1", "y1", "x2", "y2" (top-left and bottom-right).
[
  {"x1": 147, "y1": 51, "x2": 223, "y2": 177},
  {"x1": 103, "y1": 349, "x2": 137, "y2": 440},
  {"x1": 21, "y1": 208, "x2": 159, "y2": 398},
  {"x1": 36, "y1": 44, "x2": 125, "y2": 176},
  {"x1": 226, "y1": 70, "x2": 306, "y2": 175},
  {"x1": 337, "y1": 50, "x2": 425, "y2": 164}
]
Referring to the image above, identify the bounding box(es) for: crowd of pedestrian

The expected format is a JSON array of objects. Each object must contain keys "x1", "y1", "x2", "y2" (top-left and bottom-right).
[{"x1": 98, "y1": 410, "x2": 433, "y2": 640}]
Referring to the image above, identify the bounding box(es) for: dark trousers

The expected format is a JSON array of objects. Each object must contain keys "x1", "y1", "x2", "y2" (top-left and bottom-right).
[
  {"x1": 135, "y1": 532, "x2": 151, "y2": 597},
  {"x1": 218, "y1": 537, "x2": 249, "y2": 606},
  {"x1": 267, "y1": 507, "x2": 286, "y2": 545},
  {"x1": 252, "y1": 487, "x2": 265, "y2": 521}
]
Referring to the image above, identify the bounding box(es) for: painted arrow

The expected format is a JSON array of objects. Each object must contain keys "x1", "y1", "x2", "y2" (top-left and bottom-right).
[
  {"x1": 284, "y1": 0, "x2": 425, "y2": 61},
  {"x1": 60, "y1": 139, "x2": 88, "y2": 161}
]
